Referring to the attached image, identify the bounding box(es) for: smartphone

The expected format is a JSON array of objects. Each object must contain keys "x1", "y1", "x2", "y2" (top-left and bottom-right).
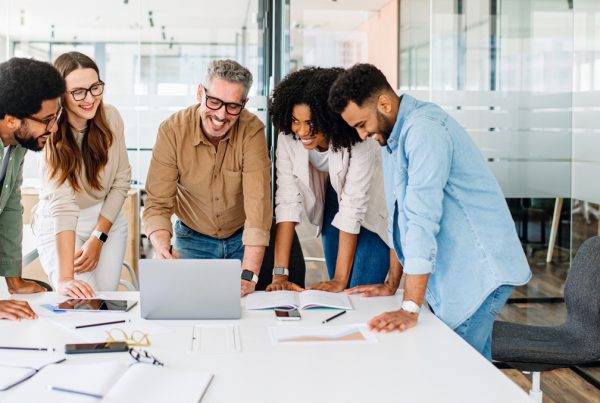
[
  {"x1": 64, "y1": 342, "x2": 129, "y2": 354},
  {"x1": 275, "y1": 309, "x2": 301, "y2": 321}
]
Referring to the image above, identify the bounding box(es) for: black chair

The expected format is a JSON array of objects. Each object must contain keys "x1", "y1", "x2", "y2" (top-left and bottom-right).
[
  {"x1": 256, "y1": 219, "x2": 306, "y2": 291},
  {"x1": 492, "y1": 236, "x2": 600, "y2": 402}
]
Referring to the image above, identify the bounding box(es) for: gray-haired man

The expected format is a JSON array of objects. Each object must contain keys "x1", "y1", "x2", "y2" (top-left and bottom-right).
[{"x1": 144, "y1": 59, "x2": 272, "y2": 297}]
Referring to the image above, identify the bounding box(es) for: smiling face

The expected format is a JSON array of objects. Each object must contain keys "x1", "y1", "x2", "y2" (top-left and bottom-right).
[
  {"x1": 63, "y1": 67, "x2": 103, "y2": 129},
  {"x1": 198, "y1": 77, "x2": 246, "y2": 142},
  {"x1": 291, "y1": 103, "x2": 329, "y2": 151},
  {"x1": 340, "y1": 96, "x2": 396, "y2": 147},
  {"x1": 13, "y1": 98, "x2": 62, "y2": 151}
]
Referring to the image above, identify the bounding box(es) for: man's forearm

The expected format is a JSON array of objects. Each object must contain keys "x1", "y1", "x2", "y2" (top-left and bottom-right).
[
  {"x1": 242, "y1": 245, "x2": 266, "y2": 275},
  {"x1": 149, "y1": 229, "x2": 172, "y2": 250},
  {"x1": 386, "y1": 249, "x2": 403, "y2": 288},
  {"x1": 403, "y1": 273, "x2": 429, "y2": 306}
]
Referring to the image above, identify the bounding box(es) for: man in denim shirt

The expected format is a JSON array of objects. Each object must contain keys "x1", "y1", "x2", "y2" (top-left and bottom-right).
[{"x1": 329, "y1": 64, "x2": 531, "y2": 360}]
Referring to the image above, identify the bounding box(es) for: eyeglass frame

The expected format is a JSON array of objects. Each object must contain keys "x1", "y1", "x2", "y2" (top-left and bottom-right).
[
  {"x1": 105, "y1": 328, "x2": 151, "y2": 347},
  {"x1": 23, "y1": 106, "x2": 63, "y2": 132},
  {"x1": 202, "y1": 86, "x2": 246, "y2": 116},
  {"x1": 68, "y1": 81, "x2": 105, "y2": 101},
  {"x1": 129, "y1": 348, "x2": 164, "y2": 366}
]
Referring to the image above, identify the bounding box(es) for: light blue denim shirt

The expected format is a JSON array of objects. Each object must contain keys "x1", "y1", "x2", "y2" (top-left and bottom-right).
[{"x1": 383, "y1": 94, "x2": 531, "y2": 329}]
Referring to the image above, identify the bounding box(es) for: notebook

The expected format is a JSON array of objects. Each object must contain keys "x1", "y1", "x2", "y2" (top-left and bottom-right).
[
  {"x1": 0, "y1": 351, "x2": 66, "y2": 391},
  {"x1": 4, "y1": 361, "x2": 213, "y2": 403},
  {"x1": 245, "y1": 290, "x2": 353, "y2": 310}
]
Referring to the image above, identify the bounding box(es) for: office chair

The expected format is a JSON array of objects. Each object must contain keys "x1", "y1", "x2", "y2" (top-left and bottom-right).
[{"x1": 491, "y1": 236, "x2": 600, "y2": 403}]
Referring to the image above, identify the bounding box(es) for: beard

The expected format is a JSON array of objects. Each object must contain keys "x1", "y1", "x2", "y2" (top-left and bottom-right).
[
  {"x1": 375, "y1": 111, "x2": 394, "y2": 145},
  {"x1": 14, "y1": 121, "x2": 46, "y2": 151}
]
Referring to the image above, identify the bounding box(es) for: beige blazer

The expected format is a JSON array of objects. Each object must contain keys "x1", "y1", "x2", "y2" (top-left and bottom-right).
[{"x1": 274, "y1": 133, "x2": 389, "y2": 245}]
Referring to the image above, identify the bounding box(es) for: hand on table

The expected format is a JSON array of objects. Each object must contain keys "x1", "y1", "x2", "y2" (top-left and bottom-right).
[
  {"x1": 58, "y1": 279, "x2": 95, "y2": 299},
  {"x1": 153, "y1": 246, "x2": 179, "y2": 259},
  {"x1": 367, "y1": 309, "x2": 418, "y2": 333},
  {"x1": 309, "y1": 279, "x2": 346, "y2": 293},
  {"x1": 6, "y1": 278, "x2": 46, "y2": 294},
  {"x1": 241, "y1": 279, "x2": 256, "y2": 297},
  {"x1": 266, "y1": 279, "x2": 304, "y2": 292},
  {"x1": 345, "y1": 281, "x2": 398, "y2": 297},
  {"x1": 0, "y1": 300, "x2": 37, "y2": 320}
]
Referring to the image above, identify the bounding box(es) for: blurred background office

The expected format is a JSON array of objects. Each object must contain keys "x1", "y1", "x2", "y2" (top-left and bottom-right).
[{"x1": 1, "y1": 1, "x2": 599, "y2": 400}]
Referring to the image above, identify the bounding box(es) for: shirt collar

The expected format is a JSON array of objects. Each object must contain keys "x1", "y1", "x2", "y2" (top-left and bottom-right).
[{"x1": 385, "y1": 93, "x2": 416, "y2": 153}]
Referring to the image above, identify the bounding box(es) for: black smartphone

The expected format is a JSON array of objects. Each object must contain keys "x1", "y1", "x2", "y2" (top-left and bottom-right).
[
  {"x1": 275, "y1": 308, "x2": 301, "y2": 321},
  {"x1": 64, "y1": 342, "x2": 129, "y2": 354}
]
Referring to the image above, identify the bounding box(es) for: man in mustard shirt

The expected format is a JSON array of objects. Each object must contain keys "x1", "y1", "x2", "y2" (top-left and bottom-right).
[
  {"x1": 144, "y1": 60, "x2": 272, "y2": 296},
  {"x1": 0, "y1": 57, "x2": 65, "y2": 320}
]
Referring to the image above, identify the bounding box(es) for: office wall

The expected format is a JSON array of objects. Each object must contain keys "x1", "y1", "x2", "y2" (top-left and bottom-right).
[{"x1": 363, "y1": 0, "x2": 398, "y2": 89}]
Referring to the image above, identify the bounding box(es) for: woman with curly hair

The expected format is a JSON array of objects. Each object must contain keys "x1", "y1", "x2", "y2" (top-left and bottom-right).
[
  {"x1": 267, "y1": 67, "x2": 398, "y2": 292},
  {"x1": 34, "y1": 52, "x2": 131, "y2": 298}
]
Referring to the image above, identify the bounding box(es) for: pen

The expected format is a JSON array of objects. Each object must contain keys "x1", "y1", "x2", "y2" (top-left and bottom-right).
[
  {"x1": 75, "y1": 319, "x2": 130, "y2": 329},
  {"x1": 322, "y1": 310, "x2": 347, "y2": 324},
  {"x1": 50, "y1": 386, "x2": 103, "y2": 399},
  {"x1": 0, "y1": 346, "x2": 54, "y2": 352}
]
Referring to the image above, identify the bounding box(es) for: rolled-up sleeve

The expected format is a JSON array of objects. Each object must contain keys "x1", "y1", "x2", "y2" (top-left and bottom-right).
[
  {"x1": 100, "y1": 110, "x2": 131, "y2": 223},
  {"x1": 143, "y1": 121, "x2": 179, "y2": 237},
  {"x1": 331, "y1": 139, "x2": 375, "y2": 234},
  {"x1": 241, "y1": 124, "x2": 272, "y2": 246},
  {"x1": 274, "y1": 134, "x2": 303, "y2": 224},
  {"x1": 402, "y1": 118, "x2": 453, "y2": 275}
]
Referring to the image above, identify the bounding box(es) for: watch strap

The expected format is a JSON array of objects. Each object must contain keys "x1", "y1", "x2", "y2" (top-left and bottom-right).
[
  {"x1": 92, "y1": 230, "x2": 108, "y2": 243},
  {"x1": 241, "y1": 269, "x2": 259, "y2": 283},
  {"x1": 400, "y1": 300, "x2": 421, "y2": 314}
]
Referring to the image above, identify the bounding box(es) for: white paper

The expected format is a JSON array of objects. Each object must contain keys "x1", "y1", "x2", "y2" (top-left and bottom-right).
[
  {"x1": 269, "y1": 324, "x2": 378, "y2": 345},
  {"x1": 104, "y1": 363, "x2": 213, "y2": 403},
  {"x1": 245, "y1": 290, "x2": 353, "y2": 310},
  {"x1": 245, "y1": 291, "x2": 299, "y2": 310},
  {"x1": 0, "y1": 366, "x2": 36, "y2": 391},
  {"x1": 0, "y1": 351, "x2": 65, "y2": 370},
  {"x1": 191, "y1": 324, "x2": 241, "y2": 353},
  {"x1": 75, "y1": 320, "x2": 172, "y2": 343}
]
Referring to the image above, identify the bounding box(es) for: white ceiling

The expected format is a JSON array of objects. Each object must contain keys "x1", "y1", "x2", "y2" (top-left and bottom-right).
[{"x1": 1, "y1": 0, "x2": 394, "y2": 43}]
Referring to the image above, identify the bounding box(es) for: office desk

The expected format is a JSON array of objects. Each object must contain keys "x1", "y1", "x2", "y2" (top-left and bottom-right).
[{"x1": 0, "y1": 292, "x2": 531, "y2": 403}]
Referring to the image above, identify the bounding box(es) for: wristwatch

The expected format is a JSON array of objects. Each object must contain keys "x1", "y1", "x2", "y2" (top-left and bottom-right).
[
  {"x1": 400, "y1": 300, "x2": 421, "y2": 314},
  {"x1": 92, "y1": 230, "x2": 108, "y2": 243},
  {"x1": 272, "y1": 267, "x2": 289, "y2": 277},
  {"x1": 241, "y1": 269, "x2": 259, "y2": 284}
]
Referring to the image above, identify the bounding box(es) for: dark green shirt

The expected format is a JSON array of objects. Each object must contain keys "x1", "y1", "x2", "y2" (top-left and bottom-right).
[{"x1": 0, "y1": 141, "x2": 26, "y2": 277}]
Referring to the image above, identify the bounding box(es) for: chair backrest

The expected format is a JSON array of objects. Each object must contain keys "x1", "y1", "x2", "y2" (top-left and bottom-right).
[{"x1": 564, "y1": 236, "x2": 600, "y2": 329}]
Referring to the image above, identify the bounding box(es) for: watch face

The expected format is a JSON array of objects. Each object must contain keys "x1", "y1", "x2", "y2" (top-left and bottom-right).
[
  {"x1": 273, "y1": 267, "x2": 287, "y2": 275},
  {"x1": 241, "y1": 270, "x2": 254, "y2": 282}
]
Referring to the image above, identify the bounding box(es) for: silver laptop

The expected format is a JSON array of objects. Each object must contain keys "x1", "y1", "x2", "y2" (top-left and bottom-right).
[{"x1": 139, "y1": 259, "x2": 241, "y2": 319}]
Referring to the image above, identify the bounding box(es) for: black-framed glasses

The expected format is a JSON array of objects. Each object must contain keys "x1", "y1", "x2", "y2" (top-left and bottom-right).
[
  {"x1": 129, "y1": 348, "x2": 164, "y2": 366},
  {"x1": 203, "y1": 86, "x2": 246, "y2": 116},
  {"x1": 69, "y1": 81, "x2": 105, "y2": 101},
  {"x1": 24, "y1": 106, "x2": 63, "y2": 132}
]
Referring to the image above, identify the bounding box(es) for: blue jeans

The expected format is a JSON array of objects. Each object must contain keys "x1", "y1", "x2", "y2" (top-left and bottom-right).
[
  {"x1": 453, "y1": 284, "x2": 514, "y2": 361},
  {"x1": 174, "y1": 220, "x2": 244, "y2": 260},
  {"x1": 321, "y1": 181, "x2": 389, "y2": 288}
]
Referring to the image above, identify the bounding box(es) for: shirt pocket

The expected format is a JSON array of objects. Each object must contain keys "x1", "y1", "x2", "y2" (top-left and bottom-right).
[{"x1": 222, "y1": 169, "x2": 243, "y2": 197}]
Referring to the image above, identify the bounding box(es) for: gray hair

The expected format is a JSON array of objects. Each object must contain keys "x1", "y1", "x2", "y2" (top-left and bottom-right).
[{"x1": 203, "y1": 59, "x2": 253, "y2": 98}]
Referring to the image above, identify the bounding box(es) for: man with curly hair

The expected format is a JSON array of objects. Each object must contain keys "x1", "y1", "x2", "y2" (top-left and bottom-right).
[
  {"x1": 0, "y1": 57, "x2": 65, "y2": 320},
  {"x1": 329, "y1": 63, "x2": 531, "y2": 360}
]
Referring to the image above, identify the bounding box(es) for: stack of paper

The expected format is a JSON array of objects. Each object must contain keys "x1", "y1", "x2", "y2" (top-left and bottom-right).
[{"x1": 0, "y1": 351, "x2": 66, "y2": 391}]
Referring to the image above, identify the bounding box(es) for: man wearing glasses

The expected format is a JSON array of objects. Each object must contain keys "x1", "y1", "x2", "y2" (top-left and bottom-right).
[
  {"x1": 0, "y1": 57, "x2": 65, "y2": 320},
  {"x1": 144, "y1": 59, "x2": 271, "y2": 297}
]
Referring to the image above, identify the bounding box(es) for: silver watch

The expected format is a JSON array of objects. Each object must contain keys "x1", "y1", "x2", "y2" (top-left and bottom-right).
[
  {"x1": 400, "y1": 300, "x2": 421, "y2": 314},
  {"x1": 272, "y1": 267, "x2": 289, "y2": 276}
]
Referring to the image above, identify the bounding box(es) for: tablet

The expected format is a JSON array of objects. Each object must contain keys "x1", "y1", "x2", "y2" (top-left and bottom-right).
[{"x1": 56, "y1": 299, "x2": 138, "y2": 312}]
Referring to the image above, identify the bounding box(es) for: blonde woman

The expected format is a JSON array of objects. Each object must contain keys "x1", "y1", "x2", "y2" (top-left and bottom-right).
[{"x1": 35, "y1": 52, "x2": 131, "y2": 298}]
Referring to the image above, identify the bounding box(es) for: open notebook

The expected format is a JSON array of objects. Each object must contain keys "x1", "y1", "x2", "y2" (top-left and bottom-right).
[
  {"x1": 245, "y1": 290, "x2": 353, "y2": 310},
  {"x1": 4, "y1": 361, "x2": 213, "y2": 403},
  {"x1": 0, "y1": 351, "x2": 66, "y2": 391}
]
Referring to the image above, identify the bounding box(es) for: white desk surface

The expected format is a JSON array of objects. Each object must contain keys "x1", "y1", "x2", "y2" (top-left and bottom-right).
[{"x1": 0, "y1": 292, "x2": 531, "y2": 403}]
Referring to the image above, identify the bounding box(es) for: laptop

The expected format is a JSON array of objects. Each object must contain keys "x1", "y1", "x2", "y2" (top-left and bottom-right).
[{"x1": 139, "y1": 259, "x2": 241, "y2": 319}]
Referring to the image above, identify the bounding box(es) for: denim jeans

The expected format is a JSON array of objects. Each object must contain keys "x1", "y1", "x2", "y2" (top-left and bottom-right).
[
  {"x1": 321, "y1": 181, "x2": 389, "y2": 288},
  {"x1": 453, "y1": 284, "x2": 514, "y2": 361},
  {"x1": 174, "y1": 220, "x2": 244, "y2": 260}
]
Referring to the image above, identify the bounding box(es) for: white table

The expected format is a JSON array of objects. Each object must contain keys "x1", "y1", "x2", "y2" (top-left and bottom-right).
[{"x1": 0, "y1": 292, "x2": 531, "y2": 403}]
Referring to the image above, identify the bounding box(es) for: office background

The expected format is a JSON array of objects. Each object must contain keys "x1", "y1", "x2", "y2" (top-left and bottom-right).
[{"x1": 2, "y1": 0, "x2": 599, "y2": 399}]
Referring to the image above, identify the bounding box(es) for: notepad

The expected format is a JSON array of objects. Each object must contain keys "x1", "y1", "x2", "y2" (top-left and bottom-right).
[
  {"x1": 4, "y1": 361, "x2": 213, "y2": 403},
  {"x1": 245, "y1": 290, "x2": 353, "y2": 310},
  {"x1": 269, "y1": 324, "x2": 378, "y2": 345},
  {"x1": 0, "y1": 351, "x2": 66, "y2": 391}
]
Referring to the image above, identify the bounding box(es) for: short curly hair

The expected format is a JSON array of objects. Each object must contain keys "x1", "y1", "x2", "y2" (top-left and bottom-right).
[
  {"x1": 328, "y1": 63, "x2": 394, "y2": 114},
  {"x1": 269, "y1": 66, "x2": 360, "y2": 152},
  {"x1": 0, "y1": 58, "x2": 65, "y2": 119}
]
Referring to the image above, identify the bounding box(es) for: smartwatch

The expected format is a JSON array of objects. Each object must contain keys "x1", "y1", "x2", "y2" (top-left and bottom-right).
[
  {"x1": 400, "y1": 300, "x2": 421, "y2": 314},
  {"x1": 272, "y1": 267, "x2": 289, "y2": 277},
  {"x1": 92, "y1": 230, "x2": 108, "y2": 243},
  {"x1": 241, "y1": 269, "x2": 259, "y2": 284}
]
